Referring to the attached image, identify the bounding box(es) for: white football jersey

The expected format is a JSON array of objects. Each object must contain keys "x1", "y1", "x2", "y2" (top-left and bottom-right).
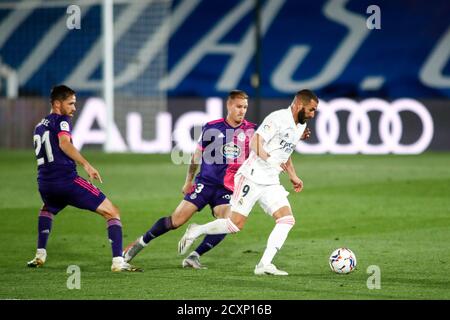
[{"x1": 238, "y1": 107, "x2": 306, "y2": 185}]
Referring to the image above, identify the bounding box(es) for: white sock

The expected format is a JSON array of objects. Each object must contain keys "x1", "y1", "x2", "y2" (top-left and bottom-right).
[
  {"x1": 112, "y1": 256, "x2": 124, "y2": 264},
  {"x1": 36, "y1": 248, "x2": 47, "y2": 261},
  {"x1": 260, "y1": 216, "x2": 295, "y2": 266},
  {"x1": 191, "y1": 218, "x2": 240, "y2": 238}
]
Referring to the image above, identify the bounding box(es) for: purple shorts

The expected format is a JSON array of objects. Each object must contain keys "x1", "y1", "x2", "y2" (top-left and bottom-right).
[
  {"x1": 184, "y1": 178, "x2": 232, "y2": 212},
  {"x1": 38, "y1": 176, "x2": 106, "y2": 215}
]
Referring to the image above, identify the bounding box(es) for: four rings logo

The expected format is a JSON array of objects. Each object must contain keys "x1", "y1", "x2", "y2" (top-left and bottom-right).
[{"x1": 296, "y1": 98, "x2": 434, "y2": 154}]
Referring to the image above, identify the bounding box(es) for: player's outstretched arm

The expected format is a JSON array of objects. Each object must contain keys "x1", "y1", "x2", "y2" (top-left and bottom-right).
[
  {"x1": 182, "y1": 147, "x2": 202, "y2": 195},
  {"x1": 58, "y1": 134, "x2": 103, "y2": 183},
  {"x1": 251, "y1": 133, "x2": 284, "y2": 170},
  {"x1": 281, "y1": 157, "x2": 303, "y2": 192}
]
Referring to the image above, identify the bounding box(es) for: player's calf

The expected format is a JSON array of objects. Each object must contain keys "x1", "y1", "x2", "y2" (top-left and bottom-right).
[
  {"x1": 37, "y1": 209, "x2": 54, "y2": 249},
  {"x1": 123, "y1": 216, "x2": 176, "y2": 262},
  {"x1": 178, "y1": 218, "x2": 241, "y2": 255},
  {"x1": 28, "y1": 208, "x2": 54, "y2": 268},
  {"x1": 95, "y1": 198, "x2": 125, "y2": 261},
  {"x1": 170, "y1": 200, "x2": 198, "y2": 228},
  {"x1": 96, "y1": 198, "x2": 121, "y2": 221},
  {"x1": 256, "y1": 214, "x2": 295, "y2": 274}
]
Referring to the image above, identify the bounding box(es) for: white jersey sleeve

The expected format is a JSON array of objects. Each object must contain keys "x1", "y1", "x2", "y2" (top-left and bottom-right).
[{"x1": 256, "y1": 114, "x2": 279, "y2": 144}]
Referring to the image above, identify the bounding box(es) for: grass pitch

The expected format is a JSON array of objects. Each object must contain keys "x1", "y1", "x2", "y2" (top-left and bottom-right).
[{"x1": 0, "y1": 151, "x2": 449, "y2": 300}]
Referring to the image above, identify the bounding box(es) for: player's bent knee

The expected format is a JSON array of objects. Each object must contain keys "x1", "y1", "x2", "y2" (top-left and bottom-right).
[
  {"x1": 234, "y1": 221, "x2": 244, "y2": 231},
  {"x1": 96, "y1": 199, "x2": 120, "y2": 221},
  {"x1": 171, "y1": 218, "x2": 182, "y2": 229},
  {"x1": 229, "y1": 214, "x2": 245, "y2": 231},
  {"x1": 101, "y1": 210, "x2": 119, "y2": 221},
  {"x1": 170, "y1": 211, "x2": 187, "y2": 229},
  {"x1": 213, "y1": 205, "x2": 232, "y2": 219},
  {"x1": 271, "y1": 205, "x2": 292, "y2": 219},
  {"x1": 275, "y1": 215, "x2": 296, "y2": 226},
  {"x1": 225, "y1": 218, "x2": 242, "y2": 233},
  {"x1": 109, "y1": 206, "x2": 120, "y2": 219},
  {"x1": 171, "y1": 205, "x2": 196, "y2": 228}
]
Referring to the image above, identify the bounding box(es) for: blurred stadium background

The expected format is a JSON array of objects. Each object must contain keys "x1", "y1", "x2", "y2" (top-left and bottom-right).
[
  {"x1": 1, "y1": 0, "x2": 449, "y2": 152},
  {"x1": 1, "y1": 0, "x2": 450, "y2": 300}
]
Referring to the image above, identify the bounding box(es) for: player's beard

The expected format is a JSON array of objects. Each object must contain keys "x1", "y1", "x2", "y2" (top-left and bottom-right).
[{"x1": 298, "y1": 110, "x2": 307, "y2": 124}]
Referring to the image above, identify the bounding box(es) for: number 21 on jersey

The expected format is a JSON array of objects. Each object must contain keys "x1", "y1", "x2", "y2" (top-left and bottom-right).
[{"x1": 33, "y1": 131, "x2": 54, "y2": 165}]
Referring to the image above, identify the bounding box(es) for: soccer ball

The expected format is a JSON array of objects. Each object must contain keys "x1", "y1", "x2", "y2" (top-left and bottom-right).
[{"x1": 329, "y1": 248, "x2": 357, "y2": 274}]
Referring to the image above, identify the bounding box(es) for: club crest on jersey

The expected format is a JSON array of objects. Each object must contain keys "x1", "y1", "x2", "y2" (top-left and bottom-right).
[
  {"x1": 237, "y1": 132, "x2": 246, "y2": 142},
  {"x1": 221, "y1": 142, "x2": 241, "y2": 159},
  {"x1": 263, "y1": 124, "x2": 271, "y2": 132},
  {"x1": 60, "y1": 121, "x2": 70, "y2": 132}
]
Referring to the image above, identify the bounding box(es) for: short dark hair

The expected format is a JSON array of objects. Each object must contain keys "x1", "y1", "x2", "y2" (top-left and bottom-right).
[
  {"x1": 296, "y1": 89, "x2": 318, "y2": 104},
  {"x1": 50, "y1": 85, "x2": 76, "y2": 103},
  {"x1": 228, "y1": 89, "x2": 248, "y2": 101}
]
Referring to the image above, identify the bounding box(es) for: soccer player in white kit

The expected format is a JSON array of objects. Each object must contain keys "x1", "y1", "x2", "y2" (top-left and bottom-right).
[{"x1": 178, "y1": 89, "x2": 319, "y2": 275}]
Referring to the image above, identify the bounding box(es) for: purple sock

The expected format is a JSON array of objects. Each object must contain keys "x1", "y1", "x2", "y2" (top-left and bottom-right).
[
  {"x1": 142, "y1": 216, "x2": 174, "y2": 244},
  {"x1": 37, "y1": 210, "x2": 54, "y2": 249},
  {"x1": 107, "y1": 219, "x2": 123, "y2": 258},
  {"x1": 194, "y1": 234, "x2": 227, "y2": 256}
]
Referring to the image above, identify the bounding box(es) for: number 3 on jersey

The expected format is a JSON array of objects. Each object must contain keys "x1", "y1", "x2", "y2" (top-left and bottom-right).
[
  {"x1": 33, "y1": 131, "x2": 54, "y2": 165},
  {"x1": 194, "y1": 183, "x2": 204, "y2": 193}
]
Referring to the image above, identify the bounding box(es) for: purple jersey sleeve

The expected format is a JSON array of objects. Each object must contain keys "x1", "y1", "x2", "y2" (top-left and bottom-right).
[{"x1": 54, "y1": 115, "x2": 72, "y2": 139}]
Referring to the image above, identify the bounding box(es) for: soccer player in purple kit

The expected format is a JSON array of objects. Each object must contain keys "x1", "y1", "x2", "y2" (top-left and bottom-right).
[
  {"x1": 123, "y1": 90, "x2": 257, "y2": 269},
  {"x1": 27, "y1": 85, "x2": 141, "y2": 272}
]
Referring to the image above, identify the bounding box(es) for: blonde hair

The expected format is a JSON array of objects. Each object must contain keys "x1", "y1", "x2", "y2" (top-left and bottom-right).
[{"x1": 227, "y1": 90, "x2": 248, "y2": 101}]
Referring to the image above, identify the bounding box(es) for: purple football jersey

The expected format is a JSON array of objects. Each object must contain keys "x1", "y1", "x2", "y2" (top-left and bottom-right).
[
  {"x1": 33, "y1": 113, "x2": 77, "y2": 183},
  {"x1": 197, "y1": 118, "x2": 257, "y2": 191}
]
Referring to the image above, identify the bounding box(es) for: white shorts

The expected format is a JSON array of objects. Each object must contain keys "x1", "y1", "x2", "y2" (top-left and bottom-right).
[{"x1": 230, "y1": 173, "x2": 291, "y2": 217}]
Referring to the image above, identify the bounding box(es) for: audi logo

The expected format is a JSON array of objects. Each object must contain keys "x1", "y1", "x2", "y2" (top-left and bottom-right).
[{"x1": 296, "y1": 98, "x2": 434, "y2": 154}]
